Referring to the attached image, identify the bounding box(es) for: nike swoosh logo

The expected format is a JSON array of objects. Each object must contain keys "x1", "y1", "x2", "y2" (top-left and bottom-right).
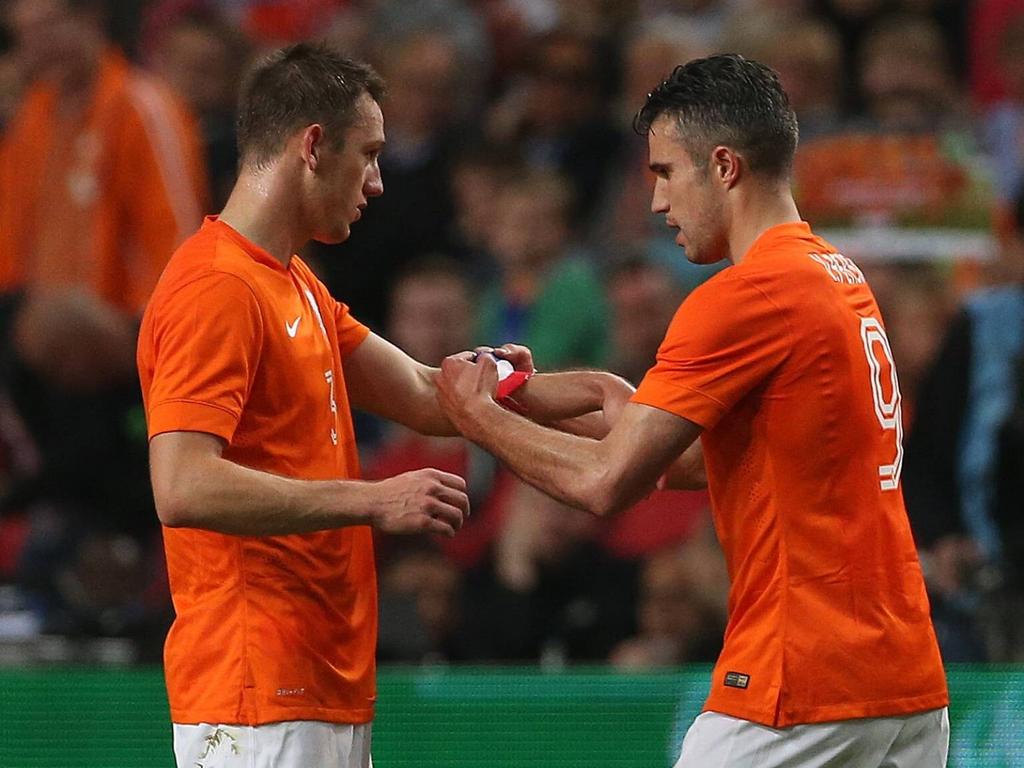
[{"x1": 286, "y1": 316, "x2": 301, "y2": 337}]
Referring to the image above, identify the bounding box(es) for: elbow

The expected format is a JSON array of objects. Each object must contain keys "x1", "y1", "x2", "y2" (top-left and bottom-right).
[
  {"x1": 592, "y1": 492, "x2": 632, "y2": 519},
  {"x1": 587, "y1": 495, "x2": 623, "y2": 519},
  {"x1": 153, "y1": 485, "x2": 198, "y2": 528},
  {"x1": 154, "y1": 495, "x2": 189, "y2": 528},
  {"x1": 578, "y1": 467, "x2": 631, "y2": 519}
]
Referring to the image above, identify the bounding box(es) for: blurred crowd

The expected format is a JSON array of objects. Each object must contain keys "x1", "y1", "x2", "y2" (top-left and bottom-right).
[{"x1": 0, "y1": 0, "x2": 1021, "y2": 669}]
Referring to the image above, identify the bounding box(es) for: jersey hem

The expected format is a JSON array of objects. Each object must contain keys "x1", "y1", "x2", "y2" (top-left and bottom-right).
[
  {"x1": 170, "y1": 705, "x2": 376, "y2": 727},
  {"x1": 704, "y1": 689, "x2": 950, "y2": 728}
]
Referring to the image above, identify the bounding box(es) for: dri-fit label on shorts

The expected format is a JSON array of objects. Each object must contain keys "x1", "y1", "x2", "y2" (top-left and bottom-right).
[{"x1": 724, "y1": 671, "x2": 750, "y2": 689}]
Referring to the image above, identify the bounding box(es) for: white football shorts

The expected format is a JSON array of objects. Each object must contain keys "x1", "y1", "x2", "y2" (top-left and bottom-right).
[
  {"x1": 173, "y1": 720, "x2": 373, "y2": 768},
  {"x1": 674, "y1": 707, "x2": 949, "y2": 767}
]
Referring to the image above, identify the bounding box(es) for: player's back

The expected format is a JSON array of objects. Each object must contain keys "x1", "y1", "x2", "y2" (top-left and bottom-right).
[{"x1": 691, "y1": 223, "x2": 948, "y2": 727}]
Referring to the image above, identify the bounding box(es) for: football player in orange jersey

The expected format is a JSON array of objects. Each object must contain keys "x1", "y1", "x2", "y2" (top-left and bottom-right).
[
  {"x1": 138, "y1": 42, "x2": 631, "y2": 768},
  {"x1": 438, "y1": 54, "x2": 949, "y2": 767}
]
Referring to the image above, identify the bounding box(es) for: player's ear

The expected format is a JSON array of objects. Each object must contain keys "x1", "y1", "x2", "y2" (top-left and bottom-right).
[
  {"x1": 712, "y1": 145, "x2": 740, "y2": 189},
  {"x1": 300, "y1": 124, "x2": 325, "y2": 171}
]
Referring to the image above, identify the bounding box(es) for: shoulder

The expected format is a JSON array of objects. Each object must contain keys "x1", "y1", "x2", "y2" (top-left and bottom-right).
[
  {"x1": 730, "y1": 235, "x2": 857, "y2": 302},
  {"x1": 683, "y1": 261, "x2": 784, "y2": 307},
  {"x1": 153, "y1": 227, "x2": 262, "y2": 308},
  {"x1": 667, "y1": 259, "x2": 804, "y2": 345}
]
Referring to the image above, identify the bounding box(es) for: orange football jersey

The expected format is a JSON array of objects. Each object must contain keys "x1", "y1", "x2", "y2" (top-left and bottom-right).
[
  {"x1": 633, "y1": 222, "x2": 948, "y2": 727},
  {"x1": 137, "y1": 218, "x2": 375, "y2": 725}
]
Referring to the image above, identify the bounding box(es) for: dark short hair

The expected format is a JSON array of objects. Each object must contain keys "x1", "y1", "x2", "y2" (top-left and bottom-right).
[
  {"x1": 634, "y1": 53, "x2": 798, "y2": 180},
  {"x1": 236, "y1": 43, "x2": 385, "y2": 168}
]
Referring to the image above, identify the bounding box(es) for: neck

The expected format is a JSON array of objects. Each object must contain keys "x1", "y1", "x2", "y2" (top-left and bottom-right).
[
  {"x1": 728, "y1": 182, "x2": 802, "y2": 264},
  {"x1": 220, "y1": 163, "x2": 307, "y2": 266}
]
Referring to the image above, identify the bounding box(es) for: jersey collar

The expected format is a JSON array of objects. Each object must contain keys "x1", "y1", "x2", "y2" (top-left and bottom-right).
[{"x1": 204, "y1": 215, "x2": 292, "y2": 273}]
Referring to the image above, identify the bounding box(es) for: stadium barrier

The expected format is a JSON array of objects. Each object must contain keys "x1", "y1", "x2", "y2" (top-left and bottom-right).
[{"x1": 0, "y1": 665, "x2": 1021, "y2": 766}]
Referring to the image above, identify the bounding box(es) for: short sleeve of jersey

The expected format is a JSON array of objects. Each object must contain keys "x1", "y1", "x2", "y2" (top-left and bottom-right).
[
  {"x1": 333, "y1": 296, "x2": 370, "y2": 356},
  {"x1": 145, "y1": 272, "x2": 263, "y2": 442},
  {"x1": 633, "y1": 271, "x2": 791, "y2": 430}
]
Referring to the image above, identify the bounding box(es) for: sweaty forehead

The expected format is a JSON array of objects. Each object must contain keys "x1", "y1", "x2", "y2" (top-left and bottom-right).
[{"x1": 348, "y1": 94, "x2": 385, "y2": 143}]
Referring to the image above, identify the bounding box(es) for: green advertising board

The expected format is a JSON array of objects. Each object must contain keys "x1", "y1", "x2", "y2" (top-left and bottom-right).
[{"x1": 0, "y1": 666, "x2": 1020, "y2": 767}]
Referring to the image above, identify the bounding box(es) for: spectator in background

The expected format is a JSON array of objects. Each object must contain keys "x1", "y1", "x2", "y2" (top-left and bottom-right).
[
  {"x1": 723, "y1": 8, "x2": 843, "y2": 139},
  {"x1": 863, "y1": 263, "x2": 951, "y2": 423},
  {"x1": 367, "y1": 0, "x2": 490, "y2": 104},
  {"x1": 811, "y1": 0, "x2": 888, "y2": 116},
  {"x1": 635, "y1": 0, "x2": 732, "y2": 45},
  {"x1": 599, "y1": 257, "x2": 711, "y2": 563},
  {"x1": 366, "y1": 257, "x2": 515, "y2": 572},
  {"x1": 595, "y1": 16, "x2": 710, "y2": 250},
  {"x1": 969, "y1": 0, "x2": 1024, "y2": 108},
  {"x1": 458, "y1": 482, "x2": 639, "y2": 664},
  {"x1": 609, "y1": 530, "x2": 727, "y2": 669},
  {"x1": 794, "y1": 11, "x2": 986, "y2": 232},
  {"x1": 983, "y1": 13, "x2": 1024, "y2": 204},
  {"x1": 857, "y1": 12, "x2": 964, "y2": 131},
  {"x1": 234, "y1": 0, "x2": 347, "y2": 47},
  {"x1": 605, "y1": 257, "x2": 684, "y2": 387},
  {"x1": 447, "y1": 141, "x2": 522, "y2": 275},
  {"x1": 475, "y1": 167, "x2": 608, "y2": 370},
  {"x1": 377, "y1": 540, "x2": 466, "y2": 662},
  {"x1": 904, "y1": 185, "x2": 1024, "y2": 662},
  {"x1": 485, "y1": 29, "x2": 621, "y2": 226},
  {"x1": 0, "y1": 0, "x2": 206, "y2": 644},
  {"x1": 314, "y1": 29, "x2": 465, "y2": 330},
  {"x1": 1, "y1": 0, "x2": 207, "y2": 316},
  {"x1": 147, "y1": 4, "x2": 250, "y2": 208}
]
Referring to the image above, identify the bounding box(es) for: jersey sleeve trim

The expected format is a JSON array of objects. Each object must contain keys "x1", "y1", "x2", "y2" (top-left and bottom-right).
[
  {"x1": 340, "y1": 323, "x2": 371, "y2": 358},
  {"x1": 148, "y1": 396, "x2": 242, "y2": 442},
  {"x1": 631, "y1": 379, "x2": 725, "y2": 430}
]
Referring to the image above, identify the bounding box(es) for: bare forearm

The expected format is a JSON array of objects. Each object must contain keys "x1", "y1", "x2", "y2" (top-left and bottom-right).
[
  {"x1": 345, "y1": 333, "x2": 459, "y2": 436},
  {"x1": 459, "y1": 400, "x2": 617, "y2": 515},
  {"x1": 408, "y1": 366, "x2": 460, "y2": 435},
  {"x1": 156, "y1": 456, "x2": 378, "y2": 535},
  {"x1": 550, "y1": 411, "x2": 610, "y2": 438},
  {"x1": 512, "y1": 371, "x2": 633, "y2": 422}
]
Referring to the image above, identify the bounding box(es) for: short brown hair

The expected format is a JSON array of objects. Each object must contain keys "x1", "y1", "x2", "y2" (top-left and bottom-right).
[{"x1": 236, "y1": 43, "x2": 385, "y2": 168}]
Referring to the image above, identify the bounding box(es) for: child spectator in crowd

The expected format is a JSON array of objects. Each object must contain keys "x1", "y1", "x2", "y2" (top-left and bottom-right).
[{"x1": 475, "y1": 168, "x2": 608, "y2": 370}]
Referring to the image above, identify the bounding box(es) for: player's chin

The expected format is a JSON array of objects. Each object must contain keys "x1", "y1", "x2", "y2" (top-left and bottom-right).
[{"x1": 313, "y1": 224, "x2": 351, "y2": 245}]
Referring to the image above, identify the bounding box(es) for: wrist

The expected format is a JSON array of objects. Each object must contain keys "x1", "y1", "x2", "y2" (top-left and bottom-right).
[
  {"x1": 496, "y1": 367, "x2": 534, "y2": 410},
  {"x1": 461, "y1": 394, "x2": 502, "y2": 442},
  {"x1": 338, "y1": 479, "x2": 380, "y2": 528}
]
